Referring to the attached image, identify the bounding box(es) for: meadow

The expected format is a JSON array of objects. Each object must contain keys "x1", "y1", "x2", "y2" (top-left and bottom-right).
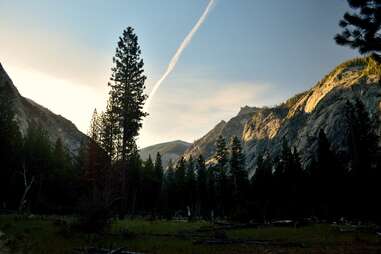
[{"x1": 0, "y1": 215, "x2": 380, "y2": 254}]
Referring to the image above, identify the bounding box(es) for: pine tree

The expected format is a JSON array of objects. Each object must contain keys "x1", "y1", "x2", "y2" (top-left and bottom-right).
[
  {"x1": 274, "y1": 139, "x2": 293, "y2": 177},
  {"x1": 175, "y1": 157, "x2": 187, "y2": 210},
  {"x1": 53, "y1": 138, "x2": 70, "y2": 171},
  {"x1": 311, "y1": 129, "x2": 345, "y2": 218},
  {"x1": 108, "y1": 27, "x2": 148, "y2": 161},
  {"x1": 273, "y1": 139, "x2": 303, "y2": 218},
  {"x1": 142, "y1": 155, "x2": 155, "y2": 211},
  {"x1": 345, "y1": 98, "x2": 378, "y2": 219},
  {"x1": 196, "y1": 155, "x2": 207, "y2": 217},
  {"x1": 88, "y1": 109, "x2": 100, "y2": 143},
  {"x1": 108, "y1": 27, "x2": 148, "y2": 213},
  {"x1": 335, "y1": 0, "x2": 381, "y2": 58},
  {"x1": 215, "y1": 135, "x2": 228, "y2": 170},
  {"x1": 165, "y1": 159, "x2": 176, "y2": 212},
  {"x1": 49, "y1": 138, "x2": 78, "y2": 210},
  {"x1": 99, "y1": 99, "x2": 120, "y2": 161},
  {"x1": 185, "y1": 155, "x2": 197, "y2": 213},
  {"x1": 251, "y1": 151, "x2": 273, "y2": 222},
  {"x1": 206, "y1": 166, "x2": 217, "y2": 219},
  {"x1": 229, "y1": 136, "x2": 247, "y2": 200},
  {"x1": 214, "y1": 135, "x2": 230, "y2": 215},
  {"x1": 345, "y1": 99, "x2": 378, "y2": 175},
  {"x1": 84, "y1": 111, "x2": 109, "y2": 204},
  {"x1": 125, "y1": 148, "x2": 142, "y2": 214},
  {"x1": 154, "y1": 152, "x2": 164, "y2": 210}
]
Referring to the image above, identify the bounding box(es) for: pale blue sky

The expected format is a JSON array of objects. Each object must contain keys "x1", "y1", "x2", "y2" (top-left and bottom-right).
[{"x1": 0, "y1": 0, "x2": 357, "y2": 147}]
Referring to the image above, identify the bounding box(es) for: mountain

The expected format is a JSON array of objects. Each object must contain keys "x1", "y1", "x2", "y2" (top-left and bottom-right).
[
  {"x1": 0, "y1": 63, "x2": 87, "y2": 154},
  {"x1": 140, "y1": 140, "x2": 191, "y2": 168},
  {"x1": 182, "y1": 57, "x2": 381, "y2": 173}
]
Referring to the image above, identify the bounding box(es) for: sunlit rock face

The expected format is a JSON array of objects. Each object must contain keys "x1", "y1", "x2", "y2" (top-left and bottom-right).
[
  {"x1": 0, "y1": 63, "x2": 87, "y2": 154},
  {"x1": 182, "y1": 57, "x2": 381, "y2": 173}
]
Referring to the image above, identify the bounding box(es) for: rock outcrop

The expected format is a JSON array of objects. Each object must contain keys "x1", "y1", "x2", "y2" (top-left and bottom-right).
[
  {"x1": 182, "y1": 57, "x2": 381, "y2": 173},
  {"x1": 0, "y1": 63, "x2": 87, "y2": 154}
]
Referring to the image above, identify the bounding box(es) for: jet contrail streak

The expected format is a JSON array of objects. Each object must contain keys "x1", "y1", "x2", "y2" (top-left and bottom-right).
[{"x1": 145, "y1": 0, "x2": 215, "y2": 110}]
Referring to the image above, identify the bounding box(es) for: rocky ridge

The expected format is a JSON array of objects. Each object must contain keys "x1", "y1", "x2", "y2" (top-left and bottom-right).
[
  {"x1": 182, "y1": 57, "x2": 381, "y2": 173},
  {"x1": 0, "y1": 63, "x2": 87, "y2": 154}
]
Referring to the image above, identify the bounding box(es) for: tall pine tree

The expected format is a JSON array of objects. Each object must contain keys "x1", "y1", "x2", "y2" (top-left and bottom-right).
[
  {"x1": 229, "y1": 136, "x2": 248, "y2": 202},
  {"x1": 196, "y1": 155, "x2": 207, "y2": 217},
  {"x1": 108, "y1": 27, "x2": 148, "y2": 213}
]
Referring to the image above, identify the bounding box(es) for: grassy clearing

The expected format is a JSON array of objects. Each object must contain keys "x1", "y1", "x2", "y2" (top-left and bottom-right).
[{"x1": 0, "y1": 215, "x2": 380, "y2": 254}]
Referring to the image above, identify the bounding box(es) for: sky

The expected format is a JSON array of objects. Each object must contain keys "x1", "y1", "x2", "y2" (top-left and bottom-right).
[{"x1": 0, "y1": 0, "x2": 358, "y2": 148}]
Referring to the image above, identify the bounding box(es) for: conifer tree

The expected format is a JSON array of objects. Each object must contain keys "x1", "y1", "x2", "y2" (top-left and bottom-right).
[
  {"x1": 99, "y1": 99, "x2": 120, "y2": 161},
  {"x1": 142, "y1": 155, "x2": 155, "y2": 211},
  {"x1": 229, "y1": 136, "x2": 248, "y2": 199},
  {"x1": 108, "y1": 27, "x2": 148, "y2": 213},
  {"x1": 229, "y1": 136, "x2": 248, "y2": 219},
  {"x1": 311, "y1": 129, "x2": 345, "y2": 217},
  {"x1": 154, "y1": 152, "x2": 163, "y2": 182},
  {"x1": 251, "y1": 151, "x2": 273, "y2": 222},
  {"x1": 88, "y1": 109, "x2": 100, "y2": 143},
  {"x1": 206, "y1": 167, "x2": 217, "y2": 218},
  {"x1": 154, "y1": 152, "x2": 164, "y2": 210},
  {"x1": 345, "y1": 98, "x2": 378, "y2": 218},
  {"x1": 344, "y1": 99, "x2": 378, "y2": 175},
  {"x1": 214, "y1": 135, "x2": 230, "y2": 215},
  {"x1": 273, "y1": 139, "x2": 303, "y2": 218},
  {"x1": 196, "y1": 155, "x2": 207, "y2": 217},
  {"x1": 165, "y1": 159, "x2": 176, "y2": 212},
  {"x1": 215, "y1": 135, "x2": 228, "y2": 170},
  {"x1": 108, "y1": 27, "x2": 148, "y2": 161},
  {"x1": 125, "y1": 148, "x2": 142, "y2": 214},
  {"x1": 53, "y1": 138, "x2": 70, "y2": 170},
  {"x1": 84, "y1": 110, "x2": 109, "y2": 204},
  {"x1": 335, "y1": 0, "x2": 381, "y2": 58},
  {"x1": 185, "y1": 155, "x2": 197, "y2": 212},
  {"x1": 175, "y1": 157, "x2": 187, "y2": 210}
]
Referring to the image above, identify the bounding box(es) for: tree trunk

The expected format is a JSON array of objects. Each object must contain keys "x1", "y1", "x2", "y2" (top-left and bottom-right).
[{"x1": 18, "y1": 165, "x2": 34, "y2": 213}]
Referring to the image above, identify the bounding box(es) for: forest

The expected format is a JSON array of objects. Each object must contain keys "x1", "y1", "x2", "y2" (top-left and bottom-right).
[
  {"x1": 1, "y1": 88, "x2": 381, "y2": 226},
  {"x1": 0, "y1": 2, "x2": 381, "y2": 253},
  {"x1": 1, "y1": 1, "x2": 381, "y2": 229}
]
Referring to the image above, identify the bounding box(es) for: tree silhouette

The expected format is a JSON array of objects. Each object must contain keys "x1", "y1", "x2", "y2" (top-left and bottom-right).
[
  {"x1": 196, "y1": 155, "x2": 207, "y2": 217},
  {"x1": 335, "y1": 0, "x2": 381, "y2": 58},
  {"x1": 108, "y1": 27, "x2": 148, "y2": 213}
]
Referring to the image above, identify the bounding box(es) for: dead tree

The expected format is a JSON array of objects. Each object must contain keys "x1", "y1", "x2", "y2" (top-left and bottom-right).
[{"x1": 18, "y1": 163, "x2": 35, "y2": 213}]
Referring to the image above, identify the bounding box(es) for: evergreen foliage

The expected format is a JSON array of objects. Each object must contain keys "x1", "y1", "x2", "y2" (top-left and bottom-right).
[
  {"x1": 108, "y1": 27, "x2": 148, "y2": 161},
  {"x1": 335, "y1": 0, "x2": 381, "y2": 58}
]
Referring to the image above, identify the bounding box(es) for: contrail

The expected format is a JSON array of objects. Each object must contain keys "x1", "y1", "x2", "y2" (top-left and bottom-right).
[{"x1": 145, "y1": 0, "x2": 215, "y2": 109}]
